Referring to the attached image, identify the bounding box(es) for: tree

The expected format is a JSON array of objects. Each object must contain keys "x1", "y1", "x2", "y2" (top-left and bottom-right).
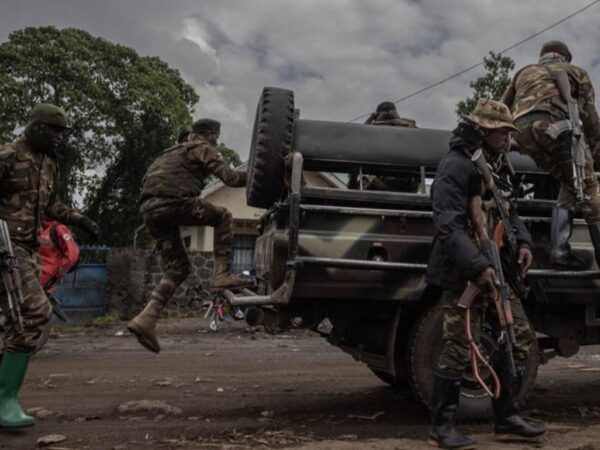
[
  {"x1": 455, "y1": 51, "x2": 515, "y2": 120},
  {"x1": 0, "y1": 26, "x2": 200, "y2": 246}
]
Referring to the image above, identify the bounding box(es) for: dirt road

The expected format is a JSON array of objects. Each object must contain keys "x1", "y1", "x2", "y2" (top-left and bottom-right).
[{"x1": 2, "y1": 318, "x2": 600, "y2": 450}]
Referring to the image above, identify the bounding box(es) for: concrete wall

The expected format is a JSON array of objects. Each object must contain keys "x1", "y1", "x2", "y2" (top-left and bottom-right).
[{"x1": 107, "y1": 247, "x2": 214, "y2": 319}]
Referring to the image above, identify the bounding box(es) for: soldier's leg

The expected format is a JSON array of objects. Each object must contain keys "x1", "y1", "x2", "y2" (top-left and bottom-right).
[
  {"x1": 127, "y1": 224, "x2": 191, "y2": 353},
  {"x1": 487, "y1": 293, "x2": 545, "y2": 440},
  {"x1": 177, "y1": 198, "x2": 251, "y2": 290},
  {"x1": 519, "y1": 119, "x2": 592, "y2": 267},
  {"x1": 430, "y1": 290, "x2": 481, "y2": 449},
  {"x1": 0, "y1": 246, "x2": 49, "y2": 428}
]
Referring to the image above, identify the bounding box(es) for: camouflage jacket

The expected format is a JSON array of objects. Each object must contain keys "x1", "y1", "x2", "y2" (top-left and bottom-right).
[
  {"x1": 0, "y1": 138, "x2": 85, "y2": 247},
  {"x1": 501, "y1": 58, "x2": 600, "y2": 152},
  {"x1": 140, "y1": 137, "x2": 246, "y2": 205}
]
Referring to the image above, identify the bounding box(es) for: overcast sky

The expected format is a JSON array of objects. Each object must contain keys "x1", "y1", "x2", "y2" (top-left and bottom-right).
[{"x1": 1, "y1": 0, "x2": 600, "y2": 159}]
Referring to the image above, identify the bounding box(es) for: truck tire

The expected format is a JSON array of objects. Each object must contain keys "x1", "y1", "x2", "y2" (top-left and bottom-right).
[
  {"x1": 370, "y1": 369, "x2": 410, "y2": 391},
  {"x1": 407, "y1": 304, "x2": 539, "y2": 419},
  {"x1": 246, "y1": 87, "x2": 295, "y2": 208}
]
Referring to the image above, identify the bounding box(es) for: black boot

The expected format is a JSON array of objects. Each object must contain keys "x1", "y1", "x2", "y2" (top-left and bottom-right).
[
  {"x1": 588, "y1": 222, "x2": 600, "y2": 269},
  {"x1": 493, "y1": 363, "x2": 546, "y2": 441},
  {"x1": 550, "y1": 208, "x2": 589, "y2": 269},
  {"x1": 429, "y1": 375, "x2": 476, "y2": 449}
]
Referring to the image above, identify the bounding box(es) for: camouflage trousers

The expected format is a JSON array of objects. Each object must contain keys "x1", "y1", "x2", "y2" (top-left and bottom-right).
[
  {"x1": 141, "y1": 197, "x2": 232, "y2": 306},
  {"x1": 514, "y1": 115, "x2": 600, "y2": 223},
  {"x1": 435, "y1": 289, "x2": 534, "y2": 379},
  {"x1": 0, "y1": 244, "x2": 52, "y2": 353}
]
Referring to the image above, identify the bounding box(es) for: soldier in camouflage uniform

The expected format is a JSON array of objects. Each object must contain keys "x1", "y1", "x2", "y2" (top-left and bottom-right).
[
  {"x1": 426, "y1": 99, "x2": 545, "y2": 448},
  {"x1": 0, "y1": 104, "x2": 99, "y2": 428},
  {"x1": 349, "y1": 101, "x2": 419, "y2": 191},
  {"x1": 127, "y1": 118, "x2": 250, "y2": 354},
  {"x1": 501, "y1": 41, "x2": 600, "y2": 268}
]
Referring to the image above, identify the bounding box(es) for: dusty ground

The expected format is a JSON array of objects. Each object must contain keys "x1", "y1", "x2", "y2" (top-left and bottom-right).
[{"x1": 2, "y1": 318, "x2": 600, "y2": 450}]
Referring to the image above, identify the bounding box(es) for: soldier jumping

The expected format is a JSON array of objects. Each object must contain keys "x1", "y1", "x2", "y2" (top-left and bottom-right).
[{"x1": 127, "y1": 118, "x2": 250, "y2": 354}]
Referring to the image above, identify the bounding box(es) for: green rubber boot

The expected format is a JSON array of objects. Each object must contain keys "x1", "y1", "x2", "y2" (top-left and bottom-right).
[{"x1": 0, "y1": 352, "x2": 35, "y2": 428}]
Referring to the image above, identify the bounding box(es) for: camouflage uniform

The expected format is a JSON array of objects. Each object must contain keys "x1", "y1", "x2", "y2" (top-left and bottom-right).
[
  {"x1": 139, "y1": 137, "x2": 245, "y2": 307},
  {"x1": 349, "y1": 102, "x2": 419, "y2": 191},
  {"x1": 501, "y1": 49, "x2": 600, "y2": 223},
  {"x1": 0, "y1": 138, "x2": 85, "y2": 353},
  {"x1": 426, "y1": 99, "x2": 544, "y2": 447},
  {"x1": 128, "y1": 120, "x2": 248, "y2": 354}
]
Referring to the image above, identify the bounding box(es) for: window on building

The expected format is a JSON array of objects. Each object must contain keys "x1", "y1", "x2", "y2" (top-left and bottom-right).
[{"x1": 231, "y1": 234, "x2": 256, "y2": 274}]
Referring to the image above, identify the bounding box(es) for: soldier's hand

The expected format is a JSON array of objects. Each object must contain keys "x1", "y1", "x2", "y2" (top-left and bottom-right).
[
  {"x1": 518, "y1": 246, "x2": 533, "y2": 276},
  {"x1": 79, "y1": 217, "x2": 101, "y2": 241},
  {"x1": 474, "y1": 266, "x2": 499, "y2": 297}
]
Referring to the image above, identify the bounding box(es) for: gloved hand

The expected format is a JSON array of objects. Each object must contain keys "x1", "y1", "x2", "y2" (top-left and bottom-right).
[{"x1": 79, "y1": 217, "x2": 101, "y2": 240}]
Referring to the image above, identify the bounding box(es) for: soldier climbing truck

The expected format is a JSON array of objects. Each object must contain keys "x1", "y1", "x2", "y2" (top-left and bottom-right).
[{"x1": 226, "y1": 87, "x2": 600, "y2": 418}]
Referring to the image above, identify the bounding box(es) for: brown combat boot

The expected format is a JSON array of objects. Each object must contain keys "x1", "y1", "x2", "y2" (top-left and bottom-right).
[
  {"x1": 127, "y1": 298, "x2": 164, "y2": 353},
  {"x1": 211, "y1": 257, "x2": 253, "y2": 290}
]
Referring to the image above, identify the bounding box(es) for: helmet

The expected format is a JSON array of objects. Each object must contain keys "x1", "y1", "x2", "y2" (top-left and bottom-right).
[
  {"x1": 540, "y1": 40, "x2": 572, "y2": 62},
  {"x1": 28, "y1": 103, "x2": 70, "y2": 129},
  {"x1": 468, "y1": 98, "x2": 517, "y2": 131},
  {"x1": 192, "y1": 118, "x2": 221, "y2": 135}
]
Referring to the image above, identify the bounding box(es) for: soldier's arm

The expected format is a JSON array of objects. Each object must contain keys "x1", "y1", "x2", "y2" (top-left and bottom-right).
[
  {"x1": 45, "y1": 169, "x2": 86, "y2": 226},
  {"x1": 191, "y1": 144, "x2": 246, "y2": 187},
  {"x1": 578, "y1": 72, "x2": 600, "y2": 156},
  {"x1": 432, "y1": 158, "x2": 491, "y2": 280},
  {"x1": 508, "y1": 207, "x2": 532, "y2": 248}
]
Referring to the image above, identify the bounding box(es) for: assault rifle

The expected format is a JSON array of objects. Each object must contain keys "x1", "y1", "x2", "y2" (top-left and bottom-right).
[
  {"x1": 546, "y1": 69, "x2": 585, "y2": 203},
  {"x1": 0, "y1": 220, "x2": 25, "y2": 333},
  {"x1": 457, "y1": 149, "x2": 518, "y2": 378}
]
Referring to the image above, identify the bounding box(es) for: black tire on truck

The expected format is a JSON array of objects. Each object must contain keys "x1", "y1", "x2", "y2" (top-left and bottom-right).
[
  {"x1": 246, "y1": 87, "x2": 295, "y2": 209},
  {"x1": 407, "y1": 303, "x2": 540, "y2": 419}
]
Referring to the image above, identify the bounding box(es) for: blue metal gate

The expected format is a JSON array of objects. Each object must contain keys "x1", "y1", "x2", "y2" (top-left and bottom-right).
[{"x1": 55, "y1": 246, "x2": 108, "y2": 322}]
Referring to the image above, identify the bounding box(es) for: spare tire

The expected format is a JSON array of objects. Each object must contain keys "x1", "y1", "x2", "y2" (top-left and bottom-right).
[{"x1": 246, "y1": 87, "x2": 295, "y2": 208}]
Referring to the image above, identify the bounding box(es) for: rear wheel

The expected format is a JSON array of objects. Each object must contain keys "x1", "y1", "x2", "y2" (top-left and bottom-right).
[
  {"x1": 246, "y1": 87, "x2": 295, "y2": 208},
  {"x1": 407, "y1": 304, "x2": 539, "y2": 419}
]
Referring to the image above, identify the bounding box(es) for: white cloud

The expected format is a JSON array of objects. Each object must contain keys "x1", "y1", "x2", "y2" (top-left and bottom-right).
[{"x1": 1, "y1": 0, "x2": 600, "y2": 158}]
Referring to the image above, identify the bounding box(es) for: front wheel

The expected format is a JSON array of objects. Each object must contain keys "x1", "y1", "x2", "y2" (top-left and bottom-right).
[{"x1": 407, "y1": 304, "x2": 539, "y2": 419}]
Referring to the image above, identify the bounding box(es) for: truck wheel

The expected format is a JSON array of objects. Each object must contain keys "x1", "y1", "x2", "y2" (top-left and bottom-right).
[
  {"x1": 407, "y1": 304, "x2": 539, "y2": 419},
  {"x1": 246, "y1": 87, "x2": 295, "y2": 208}
]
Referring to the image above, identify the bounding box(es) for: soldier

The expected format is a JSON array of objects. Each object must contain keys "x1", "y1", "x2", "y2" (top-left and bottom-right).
[
  {"x1": 0, "y1": 104, "x2": 100, "y2": 428},
  {"x1": 127, "y1": 118, "x2": 250, "y2": 354},
  {"x1": 349, "y1": 101, "x2": 419, "y2": 191},
  {"x1": 501, "y1": 41, "x2": 600, "y2": 268},
  {"x1": 426, "y1": 99, "x2": 545, "y2": 448}
]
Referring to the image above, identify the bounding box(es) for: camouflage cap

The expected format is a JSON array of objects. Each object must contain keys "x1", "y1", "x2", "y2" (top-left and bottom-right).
[
  {"x1": 28, "y1": 103, "x2": 70, "y2": 129},
  {"x1": 540, "y1": 40, "x2": 572, "y2": 62},
  {"x1": 376, "y1": 101, "x2": 397, "y2": 113},
  {"x1": 192, "y1": 118, "x2": 221, "y2": 135},
  {"x1": 469, "y1": 98, "x2": 518, "y2": 131}
]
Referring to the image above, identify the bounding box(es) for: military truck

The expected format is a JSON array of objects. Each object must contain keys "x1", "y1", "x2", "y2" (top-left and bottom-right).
[{"x1": 227, "y1": 87, "x2": 600, "y2": 417}]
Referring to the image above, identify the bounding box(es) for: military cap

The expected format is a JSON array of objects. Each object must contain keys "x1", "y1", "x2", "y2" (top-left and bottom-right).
[
  {"x1": 469, "y1": 98, "x2": 518, "y2": 131},
  {"x1": 192, "y1": 118, "x2": 221, "y2": 135},
  {"x1": 177, "y1": 128, "x2": 191, "y2": 143},
  {"x1": 376, "y1": 101, "x2": 397, "y2": 113},
  {"x1": 540, "y1": 40, "x2": 572, "y2": 62},
  {"x1": 28, "y1": 103, "x2": 70, "y2": 129}
]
